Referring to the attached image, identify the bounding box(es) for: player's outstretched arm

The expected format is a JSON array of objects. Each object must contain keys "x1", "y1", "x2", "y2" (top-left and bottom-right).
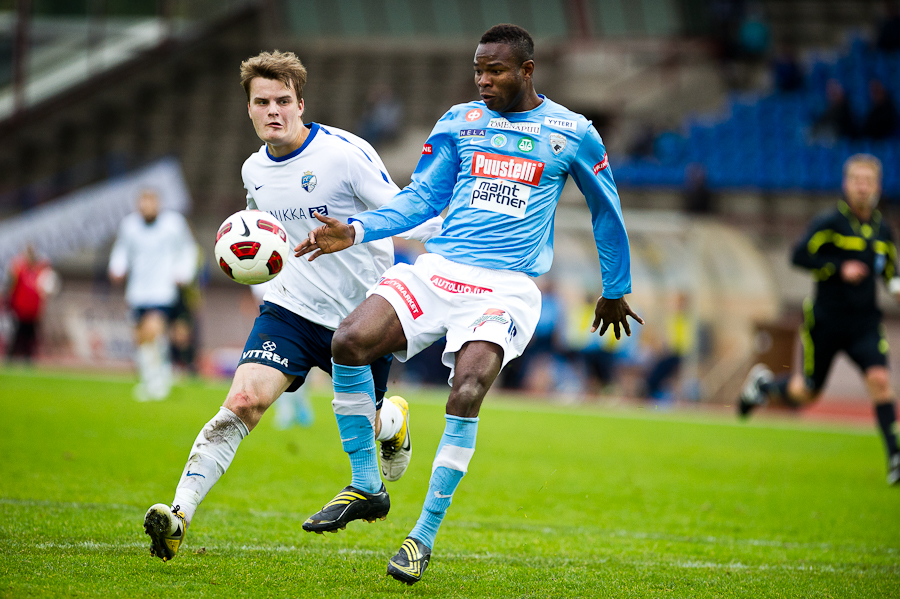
[
  {"x1": 591, "y1": 296, "x2": 644, "y2": 340},
  {"x1": 294, "y1": 211, "x2": 355, "y2": 261}
]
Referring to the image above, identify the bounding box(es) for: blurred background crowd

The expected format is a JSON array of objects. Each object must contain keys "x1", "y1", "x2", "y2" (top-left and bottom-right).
[{"x1": 2, "y1": 0, "x2": 899, "y2": 406}]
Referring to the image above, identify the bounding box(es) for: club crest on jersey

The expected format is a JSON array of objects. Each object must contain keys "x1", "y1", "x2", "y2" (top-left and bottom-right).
[
  {"x1": 469, "y1": 308, "x2": 509, "y2": 330},
  {"x1": 465, "y1": 108, "x2": 483, "y2": 122},
  {"x1": 301, "y1": 171, "x2": 317, "y2": 192},
  {"x1": 549, "y1": 133, "x2": 566, "y2": 155}
]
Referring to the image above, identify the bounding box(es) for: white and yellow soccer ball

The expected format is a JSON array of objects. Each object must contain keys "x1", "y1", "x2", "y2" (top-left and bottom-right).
[{"x1": 214, "y1": 210, "x2": 290, "y2": 285}]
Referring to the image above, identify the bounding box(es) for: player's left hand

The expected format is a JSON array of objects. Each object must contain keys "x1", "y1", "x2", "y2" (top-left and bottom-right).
[
  {"x1": 591, "y1": 296, "x2": 644, "y2": 340},
  {"x1": 295, "y1": 211, "x2": 355, "y2": 261}
]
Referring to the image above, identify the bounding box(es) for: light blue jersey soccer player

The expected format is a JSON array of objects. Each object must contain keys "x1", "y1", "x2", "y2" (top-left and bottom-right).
[{"x1": 297, "y1": 24, "x2": 643, "y2": 585}]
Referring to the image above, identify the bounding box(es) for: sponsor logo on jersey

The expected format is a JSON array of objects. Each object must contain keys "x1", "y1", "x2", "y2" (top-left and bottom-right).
[
  {"x1": 544, "y1": 117, "x2": 577, "y2": 131},
  {"x1": 488, "y1": 118, "x2": 541, "y2": 135},
  {"x1": 460, "y1": 129, "x2": 486, "y2": 138},
  {"x1": 242, "y1": 348, "x2": 289, "y2": 367},
  {"x1": 263, "y1": 341, "x2": 276, "y2": 351},
  {"x1": 380, "y1": 278, "x2": 423, "y2": 319},
  {"x1": 593, "y1": 153, "x2": 609, "y2": 175},
  {"x1": 549, "y1": 133, "x2": 566, "y2": 155},
  {"x1": 471, "y1": 152, "x2": 544, "y2": 186},
  {"x1": 430, "y1": 275, "x2": 492, "y2": 294},
  {"x1": 310, "y1": 205, "x2": 328, "y2": 218},
  {"x1": 422, "y1": 143, "x2": 433, "y2": 154},
  {"x1": 465, "y1": 108, "x2": 483, "y2": 122},
  {"x1": 469, "y1": 308, "x2": 509, "y2": 330},
  {"x1": 301, "y1": 171, "x2": 317, "y2": 192},
  {"x1": 268, "y1": 208, "x2": 308, "y2": 221},
  {"x1": 470, "y1": 178, "x2": 530, "y2": 218},
  {"x1": 517, "y1": 137, "x2": 534, "y2": 152},
  {"x1": 491, "y1": 134, "x2": 507, "y2": 148}
]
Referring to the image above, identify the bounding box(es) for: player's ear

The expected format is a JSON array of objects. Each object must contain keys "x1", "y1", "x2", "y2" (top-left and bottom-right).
[
  {"x1": 298, "y1": 98, "x2": 305, "y2": 119},
  {"x1": 521, "y1": 60, "x2": 535, "y2": 80}
]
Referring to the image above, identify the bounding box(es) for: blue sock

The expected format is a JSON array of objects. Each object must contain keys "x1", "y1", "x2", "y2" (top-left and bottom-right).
[
  {"x1": 409, "y1": 414, "x2": 479, "y2": 549},
  {"x1": 331, "y1": 361, "x2": 380, "y2": 493}
]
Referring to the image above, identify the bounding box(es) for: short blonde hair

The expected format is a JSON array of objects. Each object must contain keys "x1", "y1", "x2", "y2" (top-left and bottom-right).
[
  {"x1": 843, "y1": 153, "x2": 882, "y2": 181},
  {"x1": 240, "y1": 50, "x2": 307, "y2": 101}
]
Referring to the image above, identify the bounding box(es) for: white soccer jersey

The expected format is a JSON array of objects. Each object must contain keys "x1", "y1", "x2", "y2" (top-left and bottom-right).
[
  {"x1": 242, "y1": 123, "x2": 442, "y2": 330},
  {"x1": 108, "y1": 211, "x2": 198, "y2": 308}
]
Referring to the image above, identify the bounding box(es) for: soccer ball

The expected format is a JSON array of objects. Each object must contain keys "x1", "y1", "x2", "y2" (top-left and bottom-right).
[{"x1": 214, "y1": 210, "x2": 290, "y2": 284}]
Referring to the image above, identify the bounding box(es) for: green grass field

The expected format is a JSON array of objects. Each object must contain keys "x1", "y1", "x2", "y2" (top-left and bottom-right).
[{"x1": 0, "y1": 368, "x2": 898, "y2": 598}]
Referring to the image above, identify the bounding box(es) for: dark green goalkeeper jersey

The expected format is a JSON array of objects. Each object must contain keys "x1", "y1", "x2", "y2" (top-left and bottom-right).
[{"x1": 792, "y1": 200, "x2": 898, "y2": 318}]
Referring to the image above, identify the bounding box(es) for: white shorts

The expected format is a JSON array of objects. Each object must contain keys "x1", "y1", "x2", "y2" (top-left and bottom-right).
[{"x1": 368, "y1": 253, "x2": 541, "y2": 385}]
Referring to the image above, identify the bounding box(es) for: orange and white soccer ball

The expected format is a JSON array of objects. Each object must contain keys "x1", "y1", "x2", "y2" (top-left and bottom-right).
[{"x1": 214, "y1": 210, "x2": 290, "y2": 284}]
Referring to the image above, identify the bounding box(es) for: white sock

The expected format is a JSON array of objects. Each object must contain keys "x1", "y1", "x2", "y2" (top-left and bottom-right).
[
  {"x1": 172, "y1": 406, "x2": 249, "y2": 525},
  {"x1": 136, "y1": 342, "x2": 158, "y2": 389},
  {"x1": 376, "y1": 397, "x2": 402, "y2": 442},
  {"x1": 147, "y1": 335, "x2": 173, "y2": 398}
]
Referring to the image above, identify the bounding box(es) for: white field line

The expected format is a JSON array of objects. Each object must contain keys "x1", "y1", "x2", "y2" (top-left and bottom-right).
[
  {"x1": 4, "y1": 498, "x2": 896, "y2": 557},
  {"x1": 3, "y1": 539, "x2": 892, "y2": 576}
]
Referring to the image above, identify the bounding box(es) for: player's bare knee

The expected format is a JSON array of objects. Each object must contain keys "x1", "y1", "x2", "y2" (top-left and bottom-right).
[
  {"x1": 331, "y1": 325, "x2": 377, "y2": 365},
  {"x1": 447, "y1": 373, "x2": 490, "y2": 417},
  {"x1": 224, "y1": 389, "x2": 264, "y2": 427},
  {"x1": 866, "y1": 368, "x2": 893, "y2": 398}
]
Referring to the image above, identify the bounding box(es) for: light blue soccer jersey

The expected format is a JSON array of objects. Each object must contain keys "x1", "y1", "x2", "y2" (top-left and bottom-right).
[{"x1": 352, "y1": 96, "x2": 632, "y2": 298}]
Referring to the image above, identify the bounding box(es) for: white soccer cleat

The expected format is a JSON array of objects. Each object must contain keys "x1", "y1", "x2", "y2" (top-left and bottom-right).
[
  {"x1": 379, "y1": 396, "x2": 412, "y2": 482},
  {"x1": 738, "y1": 363, "x2": 773, "y2": 418},
  {"x1": 888, "y1": 454, "x2": 900, "y2": 486},
  {"x1": 143, "y1": 503, "x2": 187, "y2": 561}
]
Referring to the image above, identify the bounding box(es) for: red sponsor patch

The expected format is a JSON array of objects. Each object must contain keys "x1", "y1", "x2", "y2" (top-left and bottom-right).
[
  {"x1": 430, "y1": 275, "x2": 492, "y2": 294},
  {"x1": 422, "y1": 144, "x2": 433, "y2": 155},
  {"x1": 465, "y1": 109, "x2": 483, "y2": 122},
  {"x1": 593, "y1": 153, "x2": 609, "y2": 175},
  {"x1": 470, "y1": 152, "x2": 544, "y2": 186},
  {"x1": 380, "y1": 278, "x2": 423, "y2": 319}
]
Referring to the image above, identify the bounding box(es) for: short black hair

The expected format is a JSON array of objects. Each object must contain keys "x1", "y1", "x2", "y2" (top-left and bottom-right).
[{"x1": 480, "y1": 24, "x2": 534, "y2": 65}]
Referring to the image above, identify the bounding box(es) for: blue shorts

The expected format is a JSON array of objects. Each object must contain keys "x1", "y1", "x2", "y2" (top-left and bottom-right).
[{"x1": 239, "y1": 301, "x2": 392, "y2": 407}]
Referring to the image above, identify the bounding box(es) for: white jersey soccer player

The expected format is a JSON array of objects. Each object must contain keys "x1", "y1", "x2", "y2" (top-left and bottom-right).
[
  {"x1": 142, "y1": 50, "x2": 439, "y2": 563},
  {"x1": 242, "y1": 122, "x2": 440, "y2": 331},
  {"x1": 109, "y1": 190, "x2": 198, "y2": 401}
]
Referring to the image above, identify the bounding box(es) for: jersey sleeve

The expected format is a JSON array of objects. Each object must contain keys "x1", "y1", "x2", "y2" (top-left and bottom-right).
[
  {"x1": 791, "y1": 213, "x2": 842, "y2": 280},
  {"x1": 108, "y1": 220, "x2": 130, "y2": 278},
  {"x1": 352, "y1": 111, "x2": 459, "y2": 242},
  {"x1": 568, "y1": 125, "x2": 632, "y2": 299},
  {"x1": 878, "y1": 219, "x2": 899, "y2": 285}
]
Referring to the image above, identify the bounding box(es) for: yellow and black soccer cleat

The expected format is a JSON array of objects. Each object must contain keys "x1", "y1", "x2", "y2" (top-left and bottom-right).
[
  {"x1": 387, "y1": 537, "x2": 432, "y2": 585},
  {"x1": 143, "y1": 503, "x2": 187, "y2": 562},
  {"x1": 379, "y1": 396, "x2": 412, "y2": 482},
  {"x1": 302, "y1": 485, "x2": 390, "y2": 533}
]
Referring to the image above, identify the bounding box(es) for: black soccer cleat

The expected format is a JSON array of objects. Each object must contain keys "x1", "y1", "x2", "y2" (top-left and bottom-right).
[
  {"x1": 387, "y1": 537, "x2": 432, "y2": 585},
  {"x1": 302, "y1": 484, "x2": 390, "y2": 533}
]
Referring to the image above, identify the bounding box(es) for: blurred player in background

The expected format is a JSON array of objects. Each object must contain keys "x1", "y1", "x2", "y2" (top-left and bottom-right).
[
  {"x1": 142, "y1": 50, "x2": 442, "y2": 562},
  {"x1": 740, "y1": 154, "x2": 900, "y2": 485},
  {"x1": 297, "y1": 24, "x2": 642, "y2": 584},
  {"x1": 4, "y1": 243, "x2": 58, "y2": 362},
  {"x1": 108, "y1": 189, "x2": 198, "y2": 401}
]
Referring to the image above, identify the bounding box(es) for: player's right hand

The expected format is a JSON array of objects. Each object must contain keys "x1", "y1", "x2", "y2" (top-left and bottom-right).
[{"x1": 294, "y1": 211, "x2": 355, "y2": 261}]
